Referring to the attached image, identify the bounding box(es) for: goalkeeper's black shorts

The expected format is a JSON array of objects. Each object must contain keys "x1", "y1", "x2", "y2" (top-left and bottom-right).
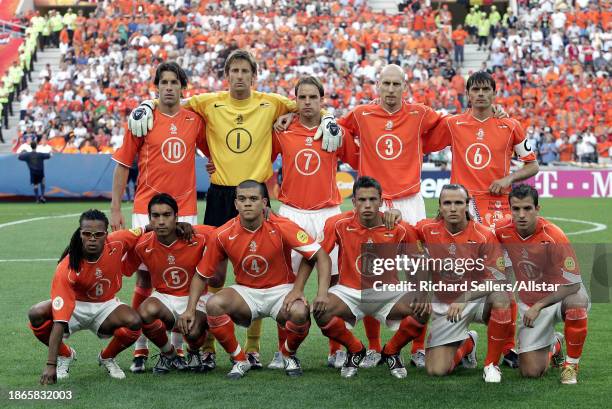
[{"x1": 203, "y1": 182, "x2": 272, "y2": 227}]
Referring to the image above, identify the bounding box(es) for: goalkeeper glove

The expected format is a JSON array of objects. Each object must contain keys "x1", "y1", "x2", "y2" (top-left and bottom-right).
[
  {"x1": 127, "y1": 100, "x2": 155, "y2": 137},
  {"x1": 314, "y1": 114, "x2": 342, "y2": 152}
]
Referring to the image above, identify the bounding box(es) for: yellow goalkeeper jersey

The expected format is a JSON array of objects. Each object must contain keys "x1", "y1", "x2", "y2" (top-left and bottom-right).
[{"x1": 186, "y1": 91, "x2": 296, "y2": 186}]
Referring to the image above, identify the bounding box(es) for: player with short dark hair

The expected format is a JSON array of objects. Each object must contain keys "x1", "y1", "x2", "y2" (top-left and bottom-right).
[
  {"x1": 18, "y1": 141, "x2": 51, "y2": 203},
  {"x1": 416, "y1": 184, "x2": 511, "y2": 383},
  {"x1": 128, "y1": 194, "x2": 215, "y2": 374},
  {"x1": 497, "y1": 184, "x2": 589, "y2": 384},
  {"x1": 424, "y1": 70, "x2": 540, "y2": 368},
  {"x1": 111, "y1": 61, "x2": 206, "y2": 372},
  {"x1": 311, "y1": 176, "x2": 429, "y2": 379},
  {"x1": 178, "y1": 180, "x2": 331, "y2": 379},
  {"x1": 28, "y1": 210, "x2": 143, "y2": 384}
]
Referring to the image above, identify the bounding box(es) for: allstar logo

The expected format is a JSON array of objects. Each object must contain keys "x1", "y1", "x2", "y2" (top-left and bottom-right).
[
  {"x1": 170, "y1": 123, "x2": 177, "y2": 134},
  {"x1": 167, "y1": 254, "x2": 176, "y2": 265},
  {"x1": 476, "y1": 128, "x2": 484, "y2": 140},
  {"x1": 385, "y1": 120, "x2": 393, "y2": 131},
  {"x1": 249, "y1": 240, "x2": 257, "y2": 252}
]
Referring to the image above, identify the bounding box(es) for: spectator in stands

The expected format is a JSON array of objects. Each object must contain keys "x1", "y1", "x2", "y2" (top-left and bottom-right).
[
  {"x1": 558, "y1": 134, "x2": 575, "y2": 163},
  {"x1": 18, "y1": 140, "x2": 51, "y2": 203},
  {"x1": 451, "y1": 24, "x2": 468, "y2": 66},
  {"x1": 539, "y1": 133, "x2": 558, "y2": 165}
]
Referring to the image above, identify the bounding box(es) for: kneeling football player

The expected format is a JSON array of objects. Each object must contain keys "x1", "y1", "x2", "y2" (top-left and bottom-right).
[
  {"x1": 28, "y1": 210, "x2": 144, "y2": 384},
  {"x1": 415, "y1": 184, "x2": 511, "y2": 383},
  {"x1": 129, "y1": 193, "x2": 215, "y2": 374},
  {"x1": 496, "y1": 184, "x2": 589, "y2": 384},
  {"x1": 309, "y1": 176, "x2": 429, "y2": 379},
  {"x1": 178, "y1": 180, "x2": 331, "y2": 379}
]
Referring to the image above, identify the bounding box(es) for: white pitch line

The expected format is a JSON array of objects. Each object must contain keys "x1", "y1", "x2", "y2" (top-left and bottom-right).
[
  {"x1": 0, "y1": 213, "x2": 82, "y2": 229},
  {"x1": 546, "y1": 217, "x2": 607, "y2": 236},
  {"x1": 0, "y1": 258, "x2": 56, "y2": 263}
]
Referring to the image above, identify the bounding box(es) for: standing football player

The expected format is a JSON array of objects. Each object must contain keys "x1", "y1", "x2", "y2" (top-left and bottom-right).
[
  {"x1": 496, "y1": 185, "x2": 589, "y2": 384},
  {"x1": 111, "y1": 62, "x2": 206, "y2": 373},
  {"x1": 416, "y1": 184, "x2": 511, "y2": 382},
  {"x1": 178, "y1": 180, "x2": 331, "y2": 379},
  {"x1": 424, "y1": 71, "x2": 539, "y2": 368}
]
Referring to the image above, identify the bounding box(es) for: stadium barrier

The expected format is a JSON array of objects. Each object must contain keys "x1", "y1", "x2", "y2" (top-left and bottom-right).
[{"x1": 1, "y1": 154, "x2": 611, "y2": 199}]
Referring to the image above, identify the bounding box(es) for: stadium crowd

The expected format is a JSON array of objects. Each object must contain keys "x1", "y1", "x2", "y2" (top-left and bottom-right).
[{"x1": 6, "y1": 0, "x2": 611, "y2": 164}]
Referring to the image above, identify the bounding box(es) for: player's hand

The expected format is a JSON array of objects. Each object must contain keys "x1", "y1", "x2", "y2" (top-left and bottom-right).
[
  {"x1": 523, "y1": 305, "x2": 541, "y2": 328},
  {"x1": 283, "y1": 289, "x2": 306, "y2": 313},
  {"x1": 383, "y1": 209, "x2": 402, "y2": 230},
  {"x1": 410, "y1": 293, "x2": 431, "y2": 317},
  {"x1": 176, "y1": 222, "x2": 194, "y2": 242},
  {"x1": 178, "y1": 310, "x2": 196, "y2": 335},
  {"x1": 492, "y1": 104, "x2": 509, "y2": 119},
  {"x1": 110, "y1": 208, "x2": 125, "y2": 231},
  {"x1": 447, "y1": 302, "x2": 465, "y2": 323},
  {"x1": 489, "y1": 176, "x2": 512, "y2": 195},
  {"x1": 314, "y1": 114, "x2": 342, "y2": 152},
  {"x1": 128, "y1": 100, "x2": 155, "y2": 137},
  {"x1": 206, "y1": 160, "x2": 216, "y2": 176},
  {"x1": 274, "y1": 113, "x2": 294, "y2": 132},
  {"x1": 40, "y1": 364, "x2": 57, "y2": 385},
  {"x1": 311, "y1": 293, "x2": 330, "y2": 319}
]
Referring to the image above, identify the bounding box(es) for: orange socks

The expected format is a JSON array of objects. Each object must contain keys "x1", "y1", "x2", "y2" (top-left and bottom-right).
[
  {"x1": 364, "y1": 316, "x2": 382, "y2": 352},
  {"x1": 29, "y1": 320, "x2": 72, "y2": 357},
  {"x1": 564, "y1": 307, "x2": 588, "y2": 364},
  {"x1": 207, "y1": 314, "x2": 245, "y2": 361},
  {"x1": 101, "y1": 327, "x2": 141, "y2": 359},
  {"x1": 382, "y1": 316, "x2": 424, "y2": 355},
  {"x1": 485, "y1": 308, "x2": 512, "y2": 366},
  {"x1": 320, "y1": 317, "x2": 363, "y2": 354},
  {"x1": 280, "y1": 321, "x2": 310, "y2": 357}
]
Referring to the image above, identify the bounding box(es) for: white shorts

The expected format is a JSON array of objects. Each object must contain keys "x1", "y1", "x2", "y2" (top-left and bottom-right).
[
  {"x1": 381, "y1": 192, "x2": 426, "y2": 226},
  {"x1": 230, "y1": 283, "x2": 294, "y2": 325},
  {"x1": 426, "y1": 296, "x2": 487, "y2": 349},
  {"x1": 132, "y1": 214, "x2": 199, "y2": 271},
  {"x1": 150, "y1": 291, "x2": 210, "y2": 329},
  {"x1": 328, "y1": 284, "x2": 405, "y2": 330},
  {"x1": 278, "y1": 204, "x2": 340, "y2": 275},
  {"x1": 517, "y1": 288, "x2": 590, "y2": 354},
  {"x1": 67, "y1": 298, "x2": 124, "y2": 338}
]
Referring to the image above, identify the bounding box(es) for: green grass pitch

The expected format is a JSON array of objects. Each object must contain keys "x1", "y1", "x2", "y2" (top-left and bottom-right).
[{"x1": 0, "y1": 198, "x2": 610, "y2": 408}]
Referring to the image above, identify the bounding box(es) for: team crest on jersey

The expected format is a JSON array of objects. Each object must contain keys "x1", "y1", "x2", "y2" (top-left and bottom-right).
[
  {"x1": 235, "y1": 114, "x2": 244, "y2": 125},
  {"x1": 305, "y1": 137, "x2": 313, "y2": 146},
  {"x1": 95, "y1": 268, "x2": 103, "y2": 279},
  {"x1": 476, "y1": 128, "x2": 485, "y2": 140},
  {"x1": 564, "y1": 256, "x2": 576, "y2": 271},
  {"x1": 52, "y1": 296, "x2": 64, "y2": 311},
  {"x1": 385, "y1": 120, "x2": 394, "y2": 131},
  {"x1": 366, "y1": 237, "x2": 374, "y2": 244},
  {"x1": 249, "y1": 240, "x2": 257, "y2": 252},
  {"x1": 521, "y1": 248, "x2": 529, "y2": 259},
  {"x1": 494, "y1": 200, "x2": 502, "y2": 209},
  {"x1": 449, "y1": 243, "x2": 456, "y2": 255},
  {"x1": 496, "y1": 257, "x2": 505, "y2": 271},
  {"x1": 170, "y1": 123, "x2": 177, "y2": 134},
  {"x1": 296, "y1": 230, "x2": 309, "y2": 244},
  {"x1": 416, "y1": 240, "x2": 424, "y2": 253},
  {"x1": 167, "y1": 254, "x2": 176, "y2": 265}
]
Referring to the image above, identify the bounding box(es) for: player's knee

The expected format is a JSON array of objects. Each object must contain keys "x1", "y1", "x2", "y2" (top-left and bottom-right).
[
  {"x1": 138, "y1": 302, "x2": 157, "y2": 324},
  {"x1": 520, "y1": 364, "x2": 546, "y2": 378},
  {"x1": 124, "y1": 311, "x2": 142, "y2": 331},
  {"x1": 426, "y1": 363, "x2": 450, "y2": 377},
  {"x1": 488, "y1": 291, "x2": 510, "y2": 309},
  {"x1": 27, "y1": 303, "x2": 48, "y2": 326},
  {"x1": 205, "y1": 295, "x2": 226, "y2": 317},
  {"x1": 563, "y1": 293, "x2": 588, "y2": 311},
  {"x1": 287, "y1": 302, "x2": 309, "y2": 325}
]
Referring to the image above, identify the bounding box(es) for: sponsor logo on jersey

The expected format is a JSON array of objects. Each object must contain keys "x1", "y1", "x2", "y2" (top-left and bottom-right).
[
  {"x1": 260, "y1": 102, "x2": 271, "y2": 108},
  {"x1": 214, "y1": 103, "x2": 225, "y2": 108},
  {"x1": 229, "y1": 234, "x2": 239, "y2": 240},
  {"x1": 296, "y1": 230, "x2": 309, "y2": 244},
  {"x1": 361, "y1": 111, "x2": 374, "y2": 116},
  {"x1": 52, "y1": 296, "x2": 64, "y2": 311}
]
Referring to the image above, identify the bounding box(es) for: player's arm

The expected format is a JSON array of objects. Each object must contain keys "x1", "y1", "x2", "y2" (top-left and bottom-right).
[
  {"x1": 110, "y1": 164, "x2": 129, "y2": 231},
  {"x1": 402, "y1": 225, "x2": 431, "y2": 317},
  {"x1": 422, "y1": 115, "x2": 451, "y2": 154},
  {"x1": 311, "y1": 218, "x2": 339, "y2": 317},
  {"x1": 41, "y1": 321, "x2": 67, "y2": 385},
  {"x1": 490, "y1": 122, "x2": 539, "y2": 195}
]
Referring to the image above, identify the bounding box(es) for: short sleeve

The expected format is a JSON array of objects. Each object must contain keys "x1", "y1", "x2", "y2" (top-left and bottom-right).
[
  {"x1": 108, "y1": 229, "x2": 144, "y2": 255},
  {"x1": 423, "y1": 116, "x2": 452, "y2": 154},
  {"x1": 50, "y1": 259, "x2": 76, "y2": 323},
  {"x1": 196, "y1": 233, "x2": 226, "y2": 279},
  {"x1": 511, "y1": 120, "x2": 537, "y2": 162},
  {"x1": 319, "y1": 217, "x2": 339, "y2": 255},
  {"x1": 278, "y1": 219, "x2": 320, "y2": 260},
  {"x1": 112, "y1": 129, "x2": 143, "y2": 167}
]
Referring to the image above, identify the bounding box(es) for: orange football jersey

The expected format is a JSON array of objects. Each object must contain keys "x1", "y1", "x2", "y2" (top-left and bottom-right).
[
  {"x1": 496, "y1": 217, "x2": 581, "y2": 306},
  {"x1": 415, "y1": 218, "x2": 506, "y2": 304},
  {"x1": 50, "y1": 229, "x2": 143, "y2": 323},
  {"x1": 339, "y1": 101, "x2": 443, "y2": 199},
  {"x1": 319, "y1": 210, "x2": 422, "y2": 290},
  {"x1": 424, "y1": 112, "x2": 537, "y2": 196},
  {"x1": 113, "y1": 108, "x2": 206, "y2": 216},
  {"x1": 131, "y1": 225, "x2": 214, "y2": 296},
  {"x1": 272, "y1": 117, "x2": 353, "y2": 210},
  {"x1": 196, "y1": 213, "x2": 320, "y2": 289}
]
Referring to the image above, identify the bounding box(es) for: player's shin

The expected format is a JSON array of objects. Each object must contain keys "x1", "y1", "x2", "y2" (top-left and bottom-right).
[
  {"x1": 364, "y1": 316, "x2": 382, "y2": 353},
  {"x1": 382, "y1": 316, "x2": 424, "y2": 355},
  {"x1": 502, "y1": 299, "x2": 518, "y2": 355},
  {"x1": 201, "y1": 285, "x2": 222, "y2": 354},
  {"x1": 450, "y1": 336, "x2": 475, "y2": 373},
  {"x1": 411, "y1": 323, "x2": 427, "y2": 353},
  {"x1": 132, "y1": 286, "x2": 152, "y2": 356},
  {"x1": 207, "y1": 314, "x2": 246, "y2": 361},
  {"x1": 277, "y1": 323, "x2": 288, "y2": 351},
  {"x1": 245, "y1": 319, "x2": 262, "y2": 353},
  {"x1": 281, "y1": 320, "x2": 311, "y2": 356},
  {"x1": 29, "y1": 320, "x2": 72, "y2": 357},
  {"x1": 101, "y1": 327, "x2": 141, "y2": 359},
  {"x1": 564, "y1": 308, "x2": 588, "y2": 365},
  {"x1": 485, "y1": 307, "x2": 512, "y2": 366},
  {"x1": 142, "y1": 319, "x2": 172, "y2": 354},
  {"x1": 320, "y1": 316, "x2": 363, "y2": 354}
]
